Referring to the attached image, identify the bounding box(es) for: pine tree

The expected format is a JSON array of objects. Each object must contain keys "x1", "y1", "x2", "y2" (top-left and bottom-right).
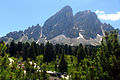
[
  {"x1": 40, "y1": 43, "x2": 44, "y2": 54},
  {"x1": 77, "y1": 44, "x2": 85, "y2": 63},
  {"x1": 17, "y1": 42, "x2": 23, "y2": 51},
  {"x1": 59, "y1": 50, "x2": 67, "y2": 73},
  {"x1": 55, "y1": 44, "x2": 60, "y2": 54},
  {"x1": 29, "y1": 42, "x2": 36, "y2": 60},
  {"x1": 9, "y1": 40, "x2": 16, "y2": 56},
  {"x1": 98, "y1": 30, "x2": 120, "y2": 79},
  {"x1": 23, "y1": 42, "x2": 30, "y2": 60},
  {"x1": 64, "y1": 44, "x2": 68, "y2": 54},
  {"x1": 16, "y1": 42, "x2": 23, "y2": 57},
  {"x1": 43, "y1": 42, "x2": 56, "y2": 62},
  {"x1": 74, "y1": 46, "x2": 78, "y2": 56},
  {"x1": 68, "y1": 45, "x2": 72, "y2": 55}
]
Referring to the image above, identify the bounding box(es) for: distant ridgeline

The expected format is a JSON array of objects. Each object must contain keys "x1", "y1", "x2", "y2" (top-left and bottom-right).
[{"x1": 0, "y1": 6, "x2": 120, "y2": 46}]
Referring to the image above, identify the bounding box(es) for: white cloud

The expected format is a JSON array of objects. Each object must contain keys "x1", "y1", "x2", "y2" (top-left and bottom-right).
[
  {"x1": 95, "y1": 10, "x2": 120, "y2": 21},
  {"x1": 95, "y1": 10, "x2": 104, "y2": 14}
]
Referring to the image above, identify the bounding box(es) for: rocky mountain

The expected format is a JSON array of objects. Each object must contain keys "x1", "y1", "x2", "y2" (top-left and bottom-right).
[
  {"x1": 0, "y1": 6, "x2": 119, "y2": 46},
  {"x1": 43, "y1": 6, "x2": 74, "y2": 39},
  {"x1": 0, "y1": 24, "x2": 42, "y2": 44},
  {"x1": 74, "y1": 10, "x2": 103, "y2": 39}
]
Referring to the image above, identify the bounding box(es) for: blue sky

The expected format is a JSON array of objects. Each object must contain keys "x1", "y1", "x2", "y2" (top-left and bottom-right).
[{"x1": 0, "y1": 0, "x2": 120, "y2": 37}]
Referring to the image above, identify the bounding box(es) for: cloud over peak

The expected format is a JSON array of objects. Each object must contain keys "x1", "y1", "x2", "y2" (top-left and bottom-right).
[
  {"x1": 95, "y1": 10, "x2": 104, "y2": 14},
  {"x1": 95, "y1": 10, "x2": 120, "y2": 21}
]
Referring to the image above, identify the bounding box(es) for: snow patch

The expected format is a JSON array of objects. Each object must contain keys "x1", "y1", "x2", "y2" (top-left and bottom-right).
[
  {"x1": 20, "y1": 36, "x2": 25, "y2": 42},
  {"x1": 31, "y1": 31, "x2": 33, "y2": 34},
  {"x1": 73, "y1": 26, "x2": 78, "y2": 30},
  {"x1": 36, "y1": 39, "x2": 39, "y2": 43},
  {"x1": 101, "y1": 26, "x2": 105, "y2": 36},
  {"x1": 79, "y1": 29, "x2": 84, "y2": 31},
  {"x1": 77, "y1": 33, "x2": 84, "y2": 39},
  {"x1": 96, "y1": 34, "x2": 102, "y2": 42},
  {"x1": 40, "y1": 28, "x2": 42, "y2": 38},
  {"x1": 97, "y1": 34, "x2": 102, "y2": 37}
]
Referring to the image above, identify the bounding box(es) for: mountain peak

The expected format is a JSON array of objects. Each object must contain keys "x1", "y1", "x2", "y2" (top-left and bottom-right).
[
  {"x1": 75, "y1": 10, "x2": 96, "y2": 16},
  {"x1": 43, "y1": 5, "x2": 74, "y2": 39},
  {"x1": 0, "y1": 6, "x2": 119, "y2": 46},
  {"x1": 62, "y1": 5, "x2": 72, "y2": 9},
  {"x1": 59, "y1": 5, "x2": 72, "y2": 13},
  {"x1": 84, "y1": 10, "x2": 92, "y2": 13}
]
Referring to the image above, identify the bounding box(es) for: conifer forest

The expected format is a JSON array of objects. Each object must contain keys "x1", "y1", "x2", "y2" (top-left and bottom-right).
[{"x1": 0, "y1": 31, "x2": 120, "y2": 80}]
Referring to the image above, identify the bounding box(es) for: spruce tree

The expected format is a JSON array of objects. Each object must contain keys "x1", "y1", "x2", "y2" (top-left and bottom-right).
[
  {"x1": 77, "y1": 44, "x2": 85, "y2": 63},
  {"x1": 55, "y1": 44, "x2": 60, "y2": 54},
  {"x1": 40, "y1": 43, "x2": 44, "y2": 54},
  {"x1": 9, "y1": 40, "x2": 16, "y2": 56},
  {"x1": 17, "y1": 42, "x2": 23, "y2": 51},
  {"x1": 64, "y1": 44, "x2": 68, "y2": 54},
  {"x1": 16, "y1": 42, "x2": 23, "y2": 57},
  {"x1": 59, "y1": 49, "x2": 67, "y2": 73},
  {"x1": 23, "y1": 42, "x2": 30, "y2": 60},
  {"x1": 43, "y1": 42, "x2": 56, "y2": 62},
  {"x1": 29, "y1": 42, "x2": 36, "y2": 60},
  {"x1": 68, "y1": 45, "x2": 72, "y2": 55}
]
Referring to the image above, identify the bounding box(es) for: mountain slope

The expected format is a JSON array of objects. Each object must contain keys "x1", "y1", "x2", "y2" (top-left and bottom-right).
[
  {"x1": 43, "y1": 6, "x2": 74, "y2": 39},
  {"x1": 0, "y1": 24, "x2": 42, "y2": 43},
  {"x1": 0, "y1": 6, "x2": 119, "y2": 46}
]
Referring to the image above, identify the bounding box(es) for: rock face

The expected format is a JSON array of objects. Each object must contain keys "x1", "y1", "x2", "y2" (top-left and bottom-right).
[
  {"x1": 0, "y1": 24, "x2": 42, "y2": 43},
  {"x1": 73, "y1": 10, "x2": 103, "y2": 39},
  {"x1": 24, "y1": 24, "x2": 42, "y2": 40},
  {"x1": 0, "y1": 6, "x2": 119, "y2": 46},
  {"x1": 43, "y1": 6, "x2": 74, "y2": 39}
]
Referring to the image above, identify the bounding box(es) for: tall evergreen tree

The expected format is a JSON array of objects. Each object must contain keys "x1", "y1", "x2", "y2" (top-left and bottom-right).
[
  {"x1": 64, "y1": 44, "x2": 68, "y2": 54},
  {"x1": 77, "y1": 44, "x2": 85, "y2": 63},
  {"x1": 16, "y1": 42, "x2": 23, "y2": 57},
  {"x1": 6, "y1": 44, "x2": 9, "y2": 53},
  {"x1": 23, "y1": 42, "x2": 30, "y2": 60},
  {"x1": 43, "y1": 42, "x2": 56, "y2": 62},
  {"x1": 40, "y1": 43, "x2": 44, "y2": 54},
  {"x1": 74, "y1": 46, "x2": 78, "y2": 56},
  {"x1": 17, "y1": 42, "x2": 23, "y2": 51},
  {"x1": 29, "y1": 42, "x2": 36, "y2": 60},
  {"x1": 68, "y1": 45, "x2": 72, "y2": 55},
  {"x1": 9, "y1": 40, "x2": 16, "y2": 56},
  {"x1": 59, "y1": 50, "x2": 67, "y2": 73},
  {"x1": 55, "y1": 44, "x2": 60, "y2": 54}
]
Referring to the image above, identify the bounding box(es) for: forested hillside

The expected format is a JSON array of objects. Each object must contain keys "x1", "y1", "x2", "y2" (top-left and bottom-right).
[{"x1": 0, "y1": 31, "x2": 120, "y2": 80}]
